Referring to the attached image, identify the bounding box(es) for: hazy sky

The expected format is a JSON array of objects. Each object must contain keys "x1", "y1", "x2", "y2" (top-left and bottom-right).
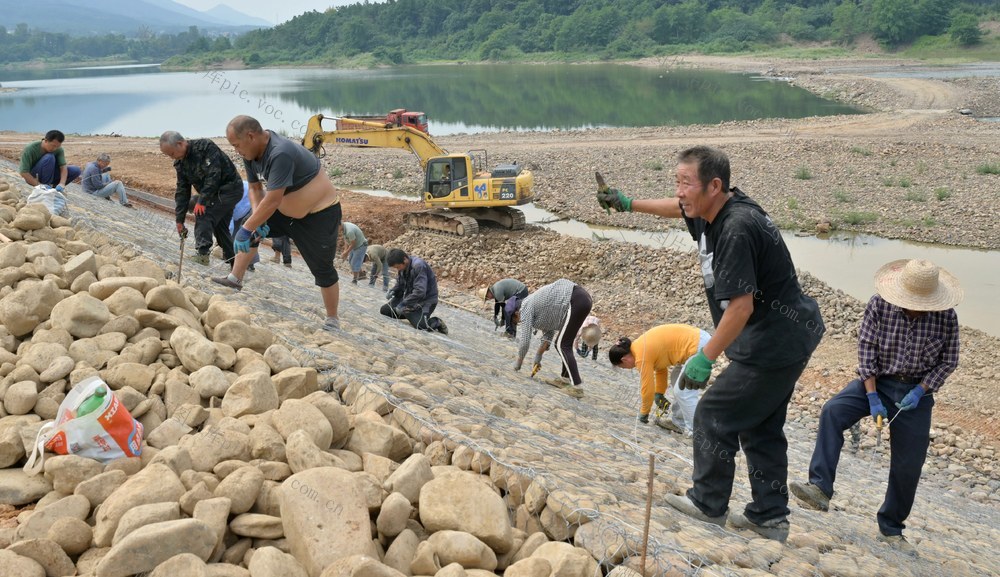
[{"x1": 174, "y1": 0, "x2": 365, "y2": 24}]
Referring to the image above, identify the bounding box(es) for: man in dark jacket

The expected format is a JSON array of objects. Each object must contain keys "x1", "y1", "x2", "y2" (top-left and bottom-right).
[
  {"x1": 380, "y1": 249, "x2": 448, "y2": 334},
  {"x1": 160, "y1": 131, "x2": 243, "y2": 266}
]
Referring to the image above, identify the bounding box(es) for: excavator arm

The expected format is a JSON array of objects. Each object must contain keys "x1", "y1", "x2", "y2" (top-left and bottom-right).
[{"x1": 302, "y1": 114, "x2": 448, "y2": 169}]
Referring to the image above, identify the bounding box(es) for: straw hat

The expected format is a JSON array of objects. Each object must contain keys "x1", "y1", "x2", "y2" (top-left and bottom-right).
[
  {"x1": 477, "y1": 286, "x2": 490, "y2": 302},
  {"x1": 581, "y1": 325, "x2": 602, "y2": 347},
  {"x1": 874, "y1": 259, "x2": 963, "y2": 311}
]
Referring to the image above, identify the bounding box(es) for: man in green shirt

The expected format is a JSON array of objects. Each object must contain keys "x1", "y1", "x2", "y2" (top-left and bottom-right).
[
  {"x1": 341, "y1": 221, "x2": 368, "y2": 284},
  {"x1": 19, "y1": 130, "x2": 81, "y2": 191}
]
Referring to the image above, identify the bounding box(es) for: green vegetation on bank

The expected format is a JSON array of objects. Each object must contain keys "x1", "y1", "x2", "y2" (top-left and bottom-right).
[{"x1": 0, "y1": 1, "x2": 997, "y2": 68}]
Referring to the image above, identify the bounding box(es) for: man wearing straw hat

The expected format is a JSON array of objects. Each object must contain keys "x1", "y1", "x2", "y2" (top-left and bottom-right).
[{"x1": 790, "y1": 259, "x2": 961, "y2": 555}]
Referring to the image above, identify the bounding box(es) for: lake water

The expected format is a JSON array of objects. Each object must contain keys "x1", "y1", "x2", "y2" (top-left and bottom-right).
[{"x1": 0, "y1": 63, "x2": 861, "y2": 138}]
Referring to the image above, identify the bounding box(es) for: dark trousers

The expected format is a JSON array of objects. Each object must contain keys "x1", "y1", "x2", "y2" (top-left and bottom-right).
[
  {"x1": 380, "y1": 301, "x2": 443, "y2": 332},
  {"x1": 553, "y1": 285, "x2": 592, "y2": 386},
  {"x1": 807, "y1": 378, "x2": 932, "y2": 536},
  {"x1": 193, "y1": 189, "x2": 240, "y2": 262},
  {"x1": 272, "y1": 236, "x2": 293, "y2": 264},
  {"x1": 688, "y1": 358, "x2": 809, "y2": 523},
  {"x1": 497, "y1": 287, "x2": 529, "y2": 336},
  {"x1": 31, "y1": 154, "x2": 81, "y2": 187}
]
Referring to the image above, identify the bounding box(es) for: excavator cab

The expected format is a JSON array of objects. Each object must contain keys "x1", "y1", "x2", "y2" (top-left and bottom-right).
[{"x1": 426, "y1": 157, "x2": 469, "y2": 199}]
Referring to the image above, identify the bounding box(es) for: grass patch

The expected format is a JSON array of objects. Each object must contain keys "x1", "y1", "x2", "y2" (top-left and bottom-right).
[
  {"x1": 976, "y1": 162, "x2": 1000, "y2": 175},
  {"x1": 916, "y1": 161, "x2": 927, "y2": 175},
  {"x1": 850, "y1": 146, "x2": 872, "y2": 157},
  {"x1": 904, "y1": 190, "x2": 926, "y2": 202},
  {"x1": 881, "y1": 176, "x2": 895, "y2": 187},
  {"x1": 644, "y1": 160, "x2": 664, "y2": 171},
  {"x1": 794, "y1": 166, "x2": 812, "y2": 180},
  {"x1": 842, "y1": 211, "x2": 878, "y2": 226},
  {"x1": 392, "y1": 168, "x2": 405, "y2": 179},
  {"x1": 889, "y1": 159, "x2": 898, "y2": 167},
  {"x1": 935, "y1": 187, "x2": 951, "y2": 201},
  {"x1": 787, "y1": 198, "x2": 799, "y2": 210},
  {"x1": 898, "y1": 177, "x2": 912, "y2": 188},
  {"x1": 923, "y1": 215, "x2": 936, "y2": 227},
  {"x1": 833, "y1": 189, "x2": 852, "y2": 203},
  {"x1": 327, "y1": 167, "x2": 344, "y2": 177}
]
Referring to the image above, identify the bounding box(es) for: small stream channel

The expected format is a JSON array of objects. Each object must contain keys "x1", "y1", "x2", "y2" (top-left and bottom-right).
[{"x1": 359, "y1": 188, "x2": 999, "y2": 338}]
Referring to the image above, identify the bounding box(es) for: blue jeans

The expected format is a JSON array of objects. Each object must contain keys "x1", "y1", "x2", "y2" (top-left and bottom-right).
[
  {"x1": 89, "y1": 178, "x2": 129, "y2": 204},
  {"x1": 348, "y1": 243, "x2": 367, "y2": 273},
  {"x1": 31, "y1": 153, "x2": 81, "y2": 187},
  {"x1": 806, "y1": 377, "x2": 933, "y2": 536}
]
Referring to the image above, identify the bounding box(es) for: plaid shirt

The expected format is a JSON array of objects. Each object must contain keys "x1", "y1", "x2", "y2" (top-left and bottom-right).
[
  {"x1": 515, "y1": 279, "x2": 576, "y2": 367},
  {"x1": 857, "y1": 295, "x2": 959, "y2": 392}
]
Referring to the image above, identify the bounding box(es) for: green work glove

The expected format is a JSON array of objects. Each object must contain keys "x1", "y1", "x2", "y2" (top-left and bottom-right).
[
  {"x1": 654, "y1": 393, "x2": 669, "y2": 411},
  {"x1": 596, "y1": 189, "x2": 632, "y2": 213},
  {"x1": 680, "y1": 350, "x2": 714, "y2": 390}
]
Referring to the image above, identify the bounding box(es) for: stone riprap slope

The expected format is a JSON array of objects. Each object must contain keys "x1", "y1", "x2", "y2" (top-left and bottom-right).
[{"x1": 0, "y1": 171, "x2": 996, "y2": 577}]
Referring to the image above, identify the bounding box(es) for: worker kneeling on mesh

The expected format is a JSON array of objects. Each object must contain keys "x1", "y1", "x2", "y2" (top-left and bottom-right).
[
  {"x1": 381, "y1": 249, "x2": 448, "y2": 335},
  {"x1": 608, "y1": 323, "x2": 712, "y2": 436}
]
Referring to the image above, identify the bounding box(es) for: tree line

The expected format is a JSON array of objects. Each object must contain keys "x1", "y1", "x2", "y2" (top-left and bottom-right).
[
  {"x1": 0, "y1": 0, "x2": 994, "y2": 67},
  {"x1": 0, "y1": 25, "x2": 228, "y2": 65}
]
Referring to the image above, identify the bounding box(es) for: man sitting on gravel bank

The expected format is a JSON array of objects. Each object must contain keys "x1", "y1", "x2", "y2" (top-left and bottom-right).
[
  {"x1": 381, "y1": 248, "x2": 448, "y2": 335},
  {"x1": 81, "y1": 152, "x2": 132, "y2": 207},
  {"x1": 19, "y1": 129, "x2": 81, "y2": 191},
  {"x1": 791, "y1": 259, "x2": 961, "y2": 556},
  {"x1": 597, "y1": 145, "x2": 825, "y2": 541},
  {"x1": 216, "y1": 115, "x2": 342, "y2": 332}
]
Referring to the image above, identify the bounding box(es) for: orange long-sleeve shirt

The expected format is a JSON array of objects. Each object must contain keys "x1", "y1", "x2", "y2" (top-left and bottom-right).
[{"x1": 631, "y1": 324, "x2": 703, "y2": 415}]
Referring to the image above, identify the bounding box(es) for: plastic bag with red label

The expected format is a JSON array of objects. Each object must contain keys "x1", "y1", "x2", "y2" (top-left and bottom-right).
[{"x1": 24, "y1": 376, "x2": 143, "y2": 475}]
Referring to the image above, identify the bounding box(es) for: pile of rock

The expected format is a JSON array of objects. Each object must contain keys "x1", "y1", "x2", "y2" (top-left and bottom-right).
[{"x1": 0, "y1": 182, "x2": 659, "y2": 577}]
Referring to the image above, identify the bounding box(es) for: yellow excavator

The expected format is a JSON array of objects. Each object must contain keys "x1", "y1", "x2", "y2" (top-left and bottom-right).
[{"x1": 302, "y1": 114, "x2": 533, "y2": 236}]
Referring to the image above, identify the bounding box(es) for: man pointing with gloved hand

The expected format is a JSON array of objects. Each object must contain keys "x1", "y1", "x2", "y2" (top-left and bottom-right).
[{"x1": 596, "y1": 149, "x2": 825, "y2": 542}]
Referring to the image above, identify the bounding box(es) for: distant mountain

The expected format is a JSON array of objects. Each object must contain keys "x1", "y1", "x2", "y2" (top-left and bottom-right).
[
  {"x1": 0, "y1": 0, "x2": 270, "y2": 35},
  {"x1": 203, "y1": 4, "x2": 273, "y2": 27}
]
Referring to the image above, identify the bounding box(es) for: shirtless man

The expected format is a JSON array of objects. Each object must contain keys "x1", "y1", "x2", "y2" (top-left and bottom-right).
[{"x1": 214, "y1": 115, "x2": 342, "y2": 331}]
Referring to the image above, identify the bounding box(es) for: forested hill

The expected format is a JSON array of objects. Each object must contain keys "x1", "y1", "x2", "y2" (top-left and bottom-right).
[
  {"x1": 1, "y1": 0, "x2": 995, "y2": 67},
  {"x1": 198, "y1": 0, "x2": 995, "y2": 65}
]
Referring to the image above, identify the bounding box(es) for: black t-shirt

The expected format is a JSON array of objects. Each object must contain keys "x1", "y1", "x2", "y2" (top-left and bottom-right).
[
  {"x1": 244, "y1": 131, "x2": 320, "y2": 194},
  {"x1": 684, "y1": 188, "x2": 824, "y2": 368}
]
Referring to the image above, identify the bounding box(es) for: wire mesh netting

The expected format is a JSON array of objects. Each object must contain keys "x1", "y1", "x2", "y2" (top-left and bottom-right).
[{"x1": 11, "y1": 172, "x2": 998, "y2": 577}]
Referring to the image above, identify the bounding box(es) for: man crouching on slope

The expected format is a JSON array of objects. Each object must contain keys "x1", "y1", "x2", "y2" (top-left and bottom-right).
[{"x1": 215, "y1": 115, "x2": 343, "y2": 332}]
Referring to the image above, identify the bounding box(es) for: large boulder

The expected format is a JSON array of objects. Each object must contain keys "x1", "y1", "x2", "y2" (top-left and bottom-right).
[
  {"x1": 0, "y1": 468, "x2": 53, "y2": 506},
  {"x1": 95, "y1": 519, "x2": 216, "y2": 577},
  {"x1": 92, "y1": 464, "x2": 186, "y2": 547},
  {"x1": 419, "y1": 472, "x2": 514, "y2": 554},
  {"x1": 170, "y1": 326, "x2": 218, "y2": 372},
  {"x1": 0, "y1": 279, "x2": 62, "y2": 336},
  {"x1": 222, "y1": 372, "x2": 279, "y2": 418},
  {"x1": 279, "y1": 468, "x2": 377, "y2": 577},
  {"x1": 50, "y1": 292, "x2": 111, "y2": 338}
]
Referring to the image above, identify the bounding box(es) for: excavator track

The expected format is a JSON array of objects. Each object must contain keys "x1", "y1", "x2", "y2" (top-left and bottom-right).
[{"x1": 404, "y1": 210, "x2": 480, "y2": 236}]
